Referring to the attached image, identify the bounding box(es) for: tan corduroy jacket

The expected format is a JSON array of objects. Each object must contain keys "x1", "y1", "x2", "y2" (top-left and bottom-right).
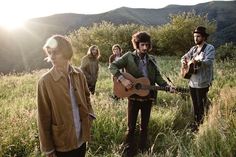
[{"x1": 37, "y1": 65, "x2": 95, "y2": 153}]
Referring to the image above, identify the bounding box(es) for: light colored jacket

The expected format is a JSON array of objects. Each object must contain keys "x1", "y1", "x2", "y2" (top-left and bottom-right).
[
  {"x1": 37, "y1": 65, "x2": 94, "y2": 153},
  {"x1": 181, "y1": 43, "x2": 215, "y2": 88}
]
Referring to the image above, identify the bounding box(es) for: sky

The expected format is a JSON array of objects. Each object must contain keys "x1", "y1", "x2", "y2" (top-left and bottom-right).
[{"x1": 0, "y1": 0, "x2": 232, "y2": 30}]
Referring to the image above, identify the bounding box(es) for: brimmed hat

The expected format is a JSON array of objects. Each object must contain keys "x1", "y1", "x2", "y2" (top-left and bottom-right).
[{"x1": 193, "y1": 26, "x2": 209, "y2": 37}]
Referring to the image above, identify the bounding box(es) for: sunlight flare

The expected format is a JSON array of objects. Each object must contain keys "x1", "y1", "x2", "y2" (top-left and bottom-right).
[{"x1": 0, "y1": 19, "x2": 25, "y2": 30}]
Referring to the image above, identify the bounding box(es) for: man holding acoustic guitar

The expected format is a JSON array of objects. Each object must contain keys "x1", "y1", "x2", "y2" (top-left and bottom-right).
[
  {"x1": 181, "y1": 26, "x2": 215, "y2": 132},
  {"x1": 109, "y1": 31, "x2": 174, "y2": 157}
]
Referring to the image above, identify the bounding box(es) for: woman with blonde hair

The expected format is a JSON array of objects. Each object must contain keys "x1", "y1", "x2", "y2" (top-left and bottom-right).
[{"x1": 80, "y1": 45, "x2": 100, "y2": 94}]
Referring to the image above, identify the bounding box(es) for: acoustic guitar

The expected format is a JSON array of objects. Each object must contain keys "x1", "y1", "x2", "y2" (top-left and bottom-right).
[
  {"x1": 181, "y1": 43, "x2": 207, "y2": 79},
  {"x1": 113, "y1": 72, "x2": 189, "y2": 98},
  {"x1": 180, "y1": 59, "x2": 199, "y2": 79}
]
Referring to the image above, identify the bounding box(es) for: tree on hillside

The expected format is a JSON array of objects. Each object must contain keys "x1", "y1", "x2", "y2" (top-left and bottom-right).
[
  {"x1": 154, "y1": 11, "x2": 216, "y2": 56},
  {"x1": 68, "y1": 21, "x2": 146, "y2": 64},
  {"x1": 68, "y1": 11, "x2": 216, "y2": 64}
]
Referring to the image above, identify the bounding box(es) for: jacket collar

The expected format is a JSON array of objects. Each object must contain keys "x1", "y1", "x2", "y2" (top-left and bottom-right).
[
  {"x1": 131, "y1": 50, "x2": 152, "y2": 62},
  {"x1": 50, "y1": 65, "x2": 80, "y2": 81}
]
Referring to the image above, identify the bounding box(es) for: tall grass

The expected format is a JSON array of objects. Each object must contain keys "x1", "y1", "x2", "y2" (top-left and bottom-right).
[{"x1": 0, "y1": 58, "x2": 235, "y2": 157}]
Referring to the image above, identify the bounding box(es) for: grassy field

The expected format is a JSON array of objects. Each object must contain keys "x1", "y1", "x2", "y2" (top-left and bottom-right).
[{"x1": 0, "y1": 57, "x2": 235, "y2": 157}]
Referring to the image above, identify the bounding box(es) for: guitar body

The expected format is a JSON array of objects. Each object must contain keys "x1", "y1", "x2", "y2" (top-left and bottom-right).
[
  {"x1": 113, "y1": 73, "x2": 150, "y2": 98},
  {"x1": 181, "y1": 60, "x2": 197, "y2": 79},
  {"x1": 181, "y1": 44, "x2": 207, "y2": 79},
  {"x1": 113, "y1": 72, "x2": 190, "y2": 98}
]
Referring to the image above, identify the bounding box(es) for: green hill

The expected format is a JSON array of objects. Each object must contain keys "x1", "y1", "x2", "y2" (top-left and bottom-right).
[{"x1": 0, "y1": 1, "x2": 235, "y2": 73}]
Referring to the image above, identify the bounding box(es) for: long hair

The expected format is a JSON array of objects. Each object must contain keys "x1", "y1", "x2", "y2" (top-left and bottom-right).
[
  {"x1": 112, "y1": 44, "x2": 122, "y2": 54},
  {"x1": 87, "y1": 45, "x2": 101, "y2": 59},
  {"x1": 112, "y1": 44, "x2": 122, "y2": 51}
]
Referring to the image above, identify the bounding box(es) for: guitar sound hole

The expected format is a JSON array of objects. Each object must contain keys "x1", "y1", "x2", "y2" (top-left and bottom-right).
[{"x1": 135, "y1": 83, "x2": 142, "y2": 90}]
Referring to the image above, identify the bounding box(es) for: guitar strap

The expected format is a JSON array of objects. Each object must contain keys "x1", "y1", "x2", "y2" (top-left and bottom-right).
[
  {"x1": 192, "y1": 43, "x2": 207, "y2": 58},
  {"x1": 201, "y1": 43, "x2": 207, "y2": 54},
  {"x1": 149, "y1": 56, "x2": 160, "y2": 71},
  {"x1": 149, "y1": 56, "x2": 175, "y2": 85}
]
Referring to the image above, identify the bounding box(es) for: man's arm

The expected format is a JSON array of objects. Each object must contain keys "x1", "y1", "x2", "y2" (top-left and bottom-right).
[
  {"x1": 37, "y1": 79, "x2": 54, "y2": 153},
  {"x1": 81, "y1": 72, "x2": 95, "y2": 116},
  {"x1": 109, "y1": 52, "x2": 129, "y2": 77},
  {"x1": 181, "y1": 46, "x2": 196, "y2": 64},
  {"x1": 109, "y1": 52, "x2": 132, "y2": 89},
  {"x1": 200, "y1": 44, "x2": 215, "y2": 67}
]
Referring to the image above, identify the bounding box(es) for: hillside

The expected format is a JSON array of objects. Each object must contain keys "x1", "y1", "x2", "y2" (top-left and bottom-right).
[
  {"x1": 0, "y1": 1, "x2": 235, "y2": 73},
  {"x1": 25, "y1": 1, "x2": 236, "y2": 41}
]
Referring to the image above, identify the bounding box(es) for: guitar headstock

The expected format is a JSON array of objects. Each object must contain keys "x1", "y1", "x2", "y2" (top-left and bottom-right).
[{"x1": 175, "y1": 87, "x2": 190, "y2": 94}]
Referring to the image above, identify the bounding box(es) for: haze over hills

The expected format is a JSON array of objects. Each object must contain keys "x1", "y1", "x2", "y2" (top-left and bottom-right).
[
  {"x1": 26, "y1": 1, "x2": 236, "y2": 44},
  {"x1": 0, "y1": 1, "x2": 235, "y2": 73}
]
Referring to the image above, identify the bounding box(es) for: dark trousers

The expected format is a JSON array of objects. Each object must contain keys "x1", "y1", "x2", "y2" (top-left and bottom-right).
[
  {"x1": 190, "y1": 87, "x2": 209, "y2": 125},
  {"x1": 124, "y1": 99, "x2": 152, "y2": 153},
  {"x1": 88, "y1": 84, "x2": 96, "y2": 95},
  {"x1": 55, "y1": 143, "x2": 86, "y2": 157}
]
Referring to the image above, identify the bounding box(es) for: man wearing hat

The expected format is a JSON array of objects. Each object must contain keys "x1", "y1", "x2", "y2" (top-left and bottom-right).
[{"x1": 181, "y1": 26, "x2": 215, "y2": 131}]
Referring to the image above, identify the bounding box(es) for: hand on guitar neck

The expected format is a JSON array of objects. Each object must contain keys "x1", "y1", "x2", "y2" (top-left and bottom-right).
[{"x1": 165, "y1": 85, "x2": 177, "y2": 93}]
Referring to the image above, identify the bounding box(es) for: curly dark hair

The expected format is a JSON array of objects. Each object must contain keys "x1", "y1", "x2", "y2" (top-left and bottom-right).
[{"x1": 131, "y1": 31, "x2": 152, "y2": 51}]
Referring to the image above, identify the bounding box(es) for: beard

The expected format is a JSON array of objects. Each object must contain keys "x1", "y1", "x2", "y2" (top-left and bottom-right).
[
  {"x1": 140, "y1": 49, "x2": 148, "y2": 53},
  {"x1": 195, "y1": 40, "x2": 203, "y2": 45}
]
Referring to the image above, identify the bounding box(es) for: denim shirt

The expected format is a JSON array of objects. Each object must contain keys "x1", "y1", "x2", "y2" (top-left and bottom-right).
[{"x1": 181, "y1": 43, "x2": 215, "y2": 88}]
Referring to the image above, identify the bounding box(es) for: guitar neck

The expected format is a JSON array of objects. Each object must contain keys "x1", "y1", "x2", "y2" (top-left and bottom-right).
[
  {"x1": 141, "y1": 85, "x2": 189, "y2": 93},
  {"x1": 113, "y1": 72, "x2": 189, "y2": 98}
]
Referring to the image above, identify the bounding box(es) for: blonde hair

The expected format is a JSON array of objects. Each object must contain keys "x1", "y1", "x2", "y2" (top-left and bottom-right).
[
  {"x1": 43, "y1": 35, "x2": 73, "y2": 61},
  {"x1": 87, "y1": 45, "x2": 101, "y2": 59}
]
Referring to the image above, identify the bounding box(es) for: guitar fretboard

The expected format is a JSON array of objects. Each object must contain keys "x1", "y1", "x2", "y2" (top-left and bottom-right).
[{"x1": 136, "y1": 83, "x2": 189, "y2": 94}]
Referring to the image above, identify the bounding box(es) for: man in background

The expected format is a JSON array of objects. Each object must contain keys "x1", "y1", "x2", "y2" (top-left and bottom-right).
[{"x1": 181, "y1": 26, "x2": 215, "y2": 131}]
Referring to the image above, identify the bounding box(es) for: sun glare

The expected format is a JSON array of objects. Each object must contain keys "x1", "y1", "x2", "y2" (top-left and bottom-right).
[{"x1": 0, "y1": 19, "x2": 25, "y2": 31}]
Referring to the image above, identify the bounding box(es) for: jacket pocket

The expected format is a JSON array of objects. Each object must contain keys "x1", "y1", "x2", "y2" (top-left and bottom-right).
[{"x1": 52, "y1": 124, "x2": 66, "y2": 148}]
